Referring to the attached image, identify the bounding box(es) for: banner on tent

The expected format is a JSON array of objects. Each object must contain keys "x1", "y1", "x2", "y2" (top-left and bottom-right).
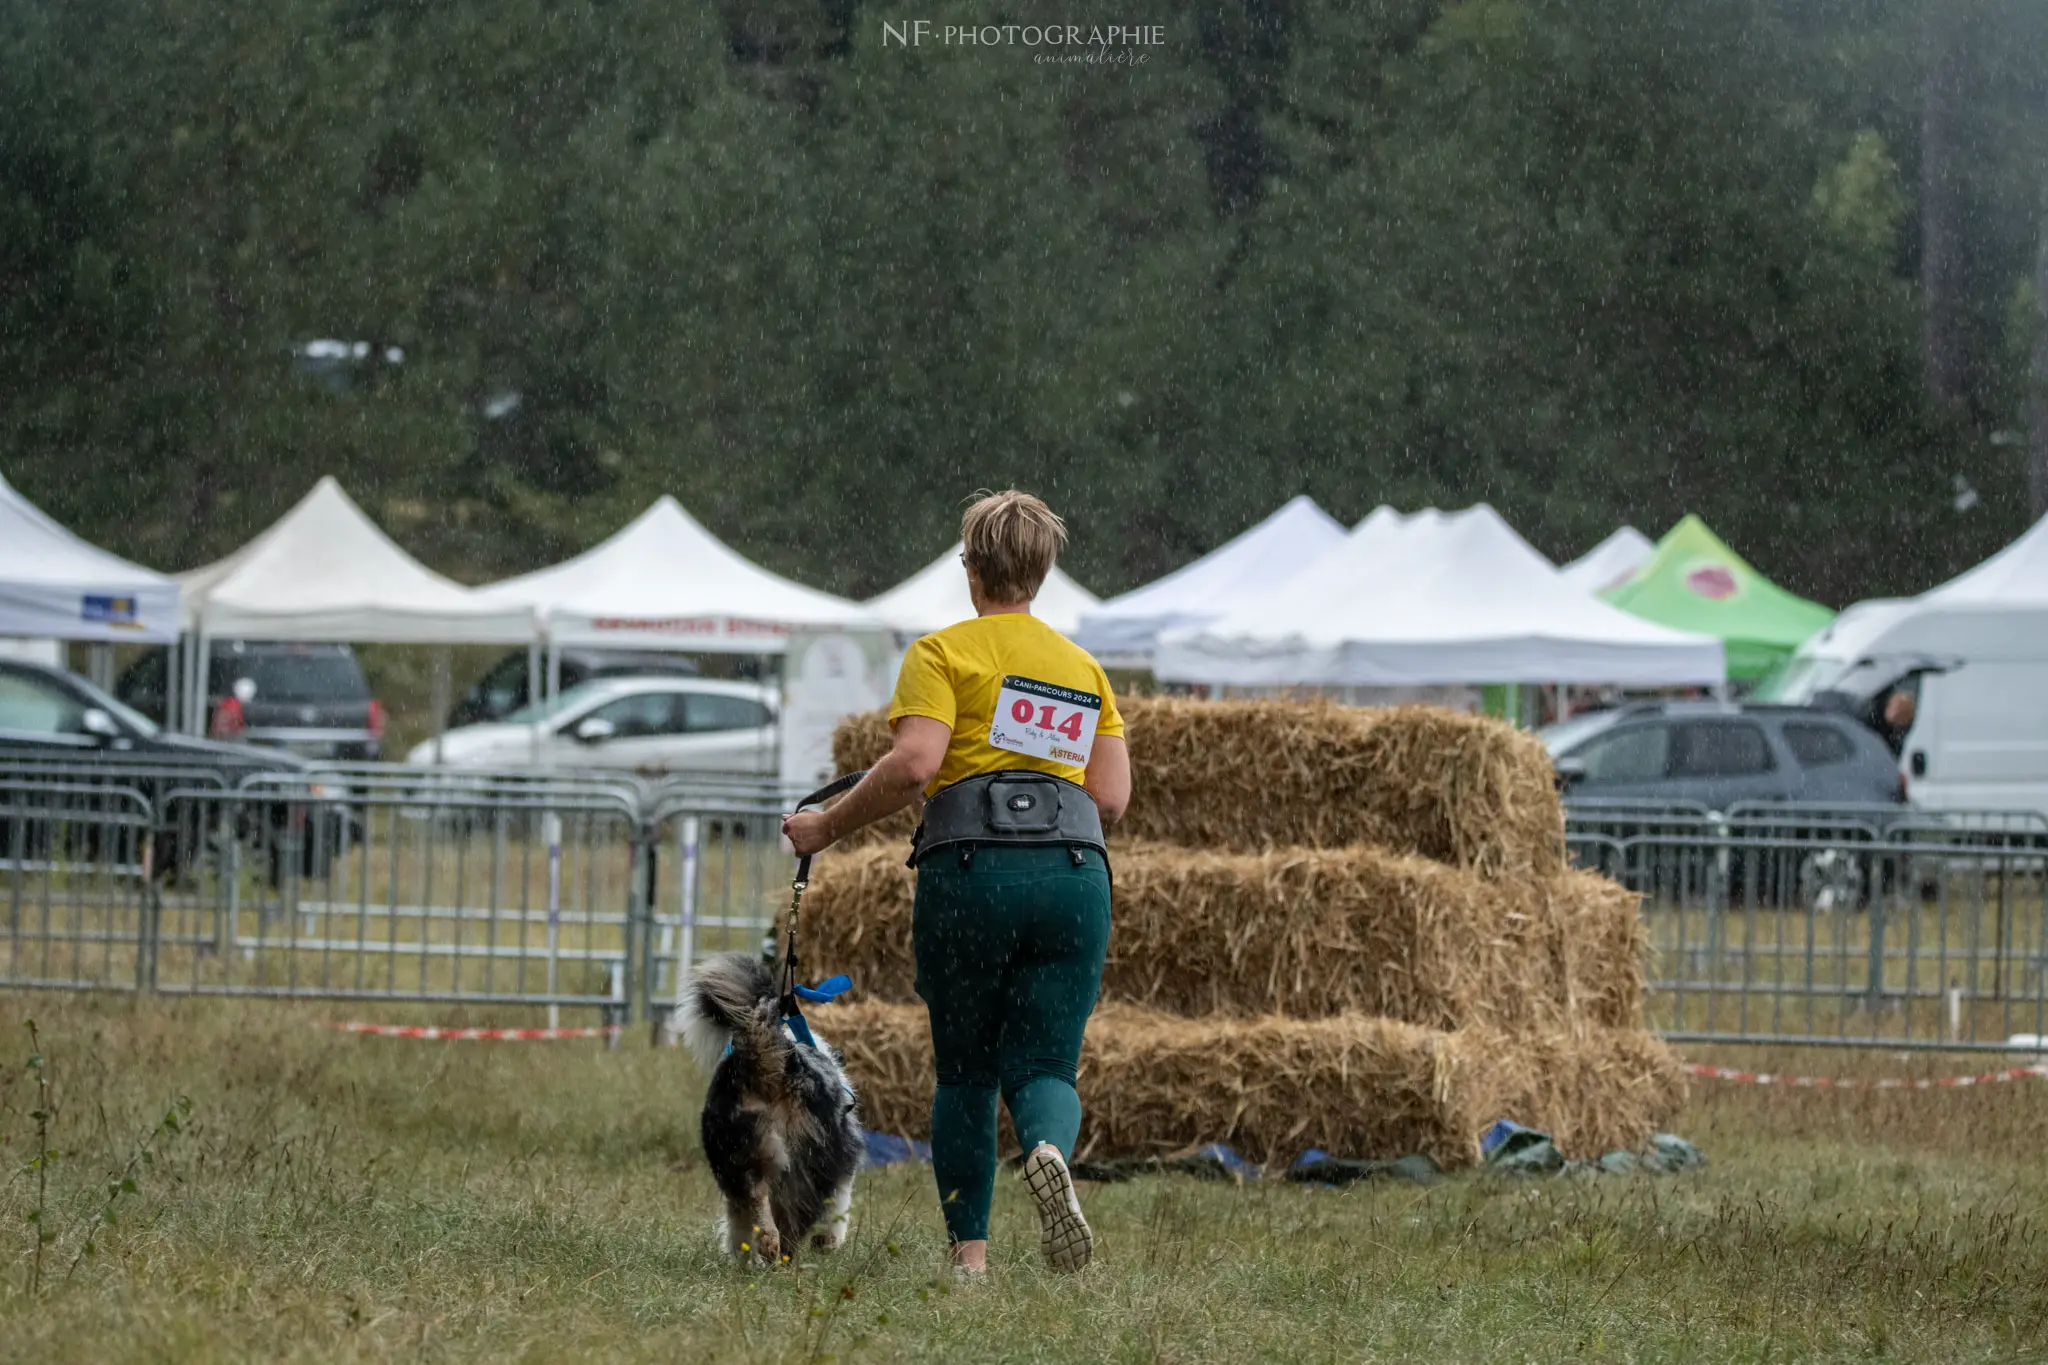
[
  {"x1": 556, "y1": 614, "x2": 799, "y2": 651},
  {"x1": 81, "y1": 594, "x2": 144, "y2": 628}
]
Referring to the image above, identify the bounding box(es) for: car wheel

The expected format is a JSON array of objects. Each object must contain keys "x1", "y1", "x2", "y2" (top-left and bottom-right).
[{"x1": 1798, "y1": 848, "x2": 1868, "y2": 913}]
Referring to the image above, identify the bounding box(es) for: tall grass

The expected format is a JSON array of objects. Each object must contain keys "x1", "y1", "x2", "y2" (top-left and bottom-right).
[{"x1": 3, "y1": 994, "x2": 2047, "y2": 1362}]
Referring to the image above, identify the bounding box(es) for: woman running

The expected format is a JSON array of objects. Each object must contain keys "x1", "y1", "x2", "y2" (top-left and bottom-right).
[{"x1": 782, "y1": 489, "x2": 1129, "y2": 1277}]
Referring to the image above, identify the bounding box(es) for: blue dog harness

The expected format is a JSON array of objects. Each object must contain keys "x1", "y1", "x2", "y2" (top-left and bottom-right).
[
  {"x1": 718, "y1": 974, "x2": 852, "y2": 1056},
  {"x1": 720, "y1": 973, "x2": 857, "y2": 1103}
]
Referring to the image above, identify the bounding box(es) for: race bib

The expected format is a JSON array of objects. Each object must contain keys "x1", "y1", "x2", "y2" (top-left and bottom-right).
[{"x1": 989, "y1": 676, "x2": 1101, "y2": 767}]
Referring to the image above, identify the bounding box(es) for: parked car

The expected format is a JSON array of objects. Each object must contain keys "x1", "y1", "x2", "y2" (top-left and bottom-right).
[
  {"x1": 0, "y1": 658, "x2": 351, "y2": 882},
  {"x1": 119, "y1": 641, "x2": 384, "y2": 761},
  {"x1": 445, "y1": 648, "x2": 702, "y2": 729},
  {"x1": 1543, "y1": 701, "x2": 1905, "y2": 808},
  {"x1": 413, "y1": 677, "x2": 777, "y2": 775},
  {"x1": 1547, "y1": 701, "x2": 1910, "y2": 911}
]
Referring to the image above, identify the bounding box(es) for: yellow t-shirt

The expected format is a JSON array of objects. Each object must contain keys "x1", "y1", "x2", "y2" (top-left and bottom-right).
[{"x1": 889, "y1": 613, "x2": 1125, "y2": 797}]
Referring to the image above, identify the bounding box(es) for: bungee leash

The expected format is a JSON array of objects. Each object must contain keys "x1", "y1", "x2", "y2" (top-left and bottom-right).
[{"x1": 776, "y1": 769, "x2": 868, "y2": 1047}]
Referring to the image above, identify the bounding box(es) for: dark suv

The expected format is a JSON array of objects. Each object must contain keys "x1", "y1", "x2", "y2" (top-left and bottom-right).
[
  {"x1": 446, "y1": 647, "x2": 701, "y2": 728},
  {"x1": 0, "y1": 658, "x2": 349, "y2": 882},
  {"x1": 119, "y1": 642, "x2": 383, "y2": 761},
  {"x1": 1543, "y1": 701, "x2": 1905, "y2": 808}
]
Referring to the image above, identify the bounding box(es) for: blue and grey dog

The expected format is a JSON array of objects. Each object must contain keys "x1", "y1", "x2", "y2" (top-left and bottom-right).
[{"x1": 677, "y1": 953, "x2": 862, "y2": 1263}]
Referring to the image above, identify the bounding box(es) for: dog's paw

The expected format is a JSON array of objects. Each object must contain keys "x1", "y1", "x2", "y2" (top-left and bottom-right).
[
  {"x1": 752, "y1": 1227, "x2": 783, "y2": 1265},
  {"x1": 811, "y1": 1224, "x2": 848, "y2": 1253}
]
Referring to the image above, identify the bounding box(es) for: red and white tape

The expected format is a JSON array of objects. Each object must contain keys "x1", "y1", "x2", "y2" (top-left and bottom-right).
[
  {"x1": 1683, "y1": 1061, "x2": 2048, "y2": 1091},
  {"x1": 327, "y1": 1021, "x2": 622, "y2": 1042}
]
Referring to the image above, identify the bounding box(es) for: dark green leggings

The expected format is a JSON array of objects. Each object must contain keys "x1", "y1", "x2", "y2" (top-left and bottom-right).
[{"x1": 913, "y1": 844, "x2": 1111, "y2": 1244}]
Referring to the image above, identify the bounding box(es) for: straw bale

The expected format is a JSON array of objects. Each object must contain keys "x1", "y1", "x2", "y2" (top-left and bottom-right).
[
  {"x1": 829, "y1": 698, "x2": 1564, "y2": 877},
  {"x1": 825, "y1": 1001, "x2": 1685, "y2": 1169},
  {"x1": 1541, "y1": 869, "x2": 1647, "y2": 1030},
  {"x1": 802, "y1": 840, "x2": 1642, "y2": 1032}
]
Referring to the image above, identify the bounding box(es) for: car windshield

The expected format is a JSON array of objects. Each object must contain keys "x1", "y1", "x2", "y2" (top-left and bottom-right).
[
  {"x1": 215, "y1": 650, "x2": 368, "y2": 703},
  {"x1": 1537, "y1": 712, "x2": 1618, "y2": 756},
  {"x1": 504, "y1": 681, "x2": 615, "y2": 726}
]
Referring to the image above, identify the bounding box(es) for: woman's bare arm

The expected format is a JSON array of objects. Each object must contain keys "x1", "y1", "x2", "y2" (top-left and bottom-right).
[
  {"x1": 1083, "y1": 734, "x2": 1131, "y2": 825},
  {"x1": 782, "y1": 717, "x2": 951, "y2": 856}
]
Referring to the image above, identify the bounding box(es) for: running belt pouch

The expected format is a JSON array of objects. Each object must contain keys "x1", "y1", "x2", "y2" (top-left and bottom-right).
[
  {"x1": 985, "y1": 774, "x2": 1062, "y2": 835},
  {"x1": 909, "y1": 770, "x2": 1107, "y2": 865}
]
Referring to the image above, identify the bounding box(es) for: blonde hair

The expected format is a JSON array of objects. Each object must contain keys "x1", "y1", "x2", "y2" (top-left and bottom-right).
[{"x1": 961, "y1": 490, "x2": 1067, "y2": 604}]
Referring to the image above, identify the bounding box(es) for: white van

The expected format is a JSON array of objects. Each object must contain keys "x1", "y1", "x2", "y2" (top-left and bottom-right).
[{"x1": 1761, "y1": 520, "x2": 2048, "y2": 818}]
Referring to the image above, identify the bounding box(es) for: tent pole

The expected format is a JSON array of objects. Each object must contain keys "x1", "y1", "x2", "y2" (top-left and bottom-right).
[
  {"x1": 526, "y1": 636, "x2": 543, "y2": 767},
  {"x1": 430, "y1": 645, "x2": 452, "y2": 765},
  {"x1": 164, "y1": 635, "x2": 180, "y2": 734},
  {"x1": 544, "y1": 632, "x2": 561, "y2": 771},
  {"x1": 767, "y1": 650, "x2": 780, "y2": 793},
  {"x1": 178, "y1": 632, "x2": 191, "y2": 733},
  {"x1": 189, "y1": 625, "x2": 209, "y2": 733}
]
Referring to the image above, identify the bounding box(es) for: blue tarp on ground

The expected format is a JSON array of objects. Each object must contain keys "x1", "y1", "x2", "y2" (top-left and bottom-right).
[
  {"x1": 856, "y1": 1126, "x2": 1705, "y2": 1181},
  {"x1": 861, "y1": 1131, "x2": 933, "y2": 1168}
]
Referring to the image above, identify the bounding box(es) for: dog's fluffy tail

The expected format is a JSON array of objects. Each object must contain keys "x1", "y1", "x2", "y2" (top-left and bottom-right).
[{"x1": 677, "y1": 952, "x2": 780, "y2": 1072}]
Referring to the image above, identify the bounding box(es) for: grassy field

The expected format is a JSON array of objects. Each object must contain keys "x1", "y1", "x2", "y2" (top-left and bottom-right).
[{"x1": 3, "y1": 994, "x2": 2048, "y2": 1363}]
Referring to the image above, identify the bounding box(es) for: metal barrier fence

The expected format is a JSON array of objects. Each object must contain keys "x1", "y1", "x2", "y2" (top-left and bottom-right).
[
  {"x1": 1566, "y1": 800, "x2": 2048, "y2": 1050},
  {"x1": 1, "y1": 780, "x2": 155, "y2": 992},
  {"x1": 0, "y1": 762, "x2": 795, "y2": 1029},
  {"x1": 11, "y1": 763, "x2": 2048, "y2": 1054}
]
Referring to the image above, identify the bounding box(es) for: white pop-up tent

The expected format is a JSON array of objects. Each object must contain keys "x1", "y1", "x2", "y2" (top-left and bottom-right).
[
  {"x1": 473, "y1": 496, "x2": 876, "y2": 652},
  {"x1": 0, "y1": 470, "x2": 179, "y2": 643},
  {"x1": 1871, "y1": 512, "x2": 2048, "y2": 651},
  {"x1": 1073, "y1": 495, "x2": 1346, "y2": 667},
  {"x1": 1154, "y1": 504, "x2": 1725, "y2": 687},
  {"x1": 173, "y1": 477, "x2": 536, "y2": 734},
  {"x1": 1770, "y1": 510, "x2": 2048, "y2": 696},
  {"x1": 1558, "y1": 525, "x2": 1654, "y2": 596},
  {"x1": 1763, "y1": 511, "x2": 2048, "y2": 814},
  {"x1": 180, "y1": 478, "x2": 535, "y2": 644},
  {"x1": 866, "y1": 544, "x2": 1100, "y2": 638}
]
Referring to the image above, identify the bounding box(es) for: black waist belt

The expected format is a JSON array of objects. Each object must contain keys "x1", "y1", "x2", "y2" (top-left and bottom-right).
[{"x1": 909, "y1": 771, "x2": 1108, "y2": 868}]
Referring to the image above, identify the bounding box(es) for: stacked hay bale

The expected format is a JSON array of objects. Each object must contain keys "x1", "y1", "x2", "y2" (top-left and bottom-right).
[{"x1": 812, "y1": 698, "x2": 1684, "y2": 1168}]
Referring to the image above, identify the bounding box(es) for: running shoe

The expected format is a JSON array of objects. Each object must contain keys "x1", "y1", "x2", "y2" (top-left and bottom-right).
[{"x1": 1021, "y1": 1144, "x2": 1093, "y2": 1272}]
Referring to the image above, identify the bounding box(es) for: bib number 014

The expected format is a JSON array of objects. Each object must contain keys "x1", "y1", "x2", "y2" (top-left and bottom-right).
[{"x1": 989, "y1": 676, "x2": 1102, "y2": 767}]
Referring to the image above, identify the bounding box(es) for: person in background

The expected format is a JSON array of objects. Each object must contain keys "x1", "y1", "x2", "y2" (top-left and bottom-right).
[
  {"x1": 1881, "y1": 688, "x2": 1917, "y2": 756},
  {"x1": 781, "y1": 490, "x2": 1130, "y2": 1280}
]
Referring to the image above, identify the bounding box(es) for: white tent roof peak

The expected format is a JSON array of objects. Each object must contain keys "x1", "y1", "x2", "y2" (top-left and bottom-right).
[
  {"x1": 1559, "y1": 525, "x2": 1655, "y2": 595},
  {"x1": 474, "y1": 495, "x2": 875, "y2": 650},
  {"x1": 0, "y1": 469, "x2": 180, "y2": 642},
  {"x1": 180, "y1": 477, "x2": 534, "y2": 643},
  {"x1": 1922, "y1": 509, "x2": 2048, "y2": 606},
  {"x1": 866, "y1": 544, "x2": 1099, "y2": 637},
  {"x1": 1789, "y1": 508, "x2": 2048, "y2": 669},
  {"x1": 1072, "y1": 495, "x2": 1347, "y2": 665},
  {"x1": 1154, "y1": 502, "x2": 1723, "y2": 687}
]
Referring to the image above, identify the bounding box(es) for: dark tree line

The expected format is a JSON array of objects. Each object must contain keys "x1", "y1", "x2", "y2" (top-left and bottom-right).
[{"x1": 3, "y1": 0, "x2": 2045, "y2": 607}]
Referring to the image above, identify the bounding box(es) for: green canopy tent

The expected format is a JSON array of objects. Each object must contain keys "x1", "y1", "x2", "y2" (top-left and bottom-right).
[{"x1": 1601, "y1": 515, "x2": 1834, "y2": 681}]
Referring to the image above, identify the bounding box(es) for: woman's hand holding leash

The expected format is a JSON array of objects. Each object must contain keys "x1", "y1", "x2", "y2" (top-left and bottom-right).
[
  {"x1": 782, "y1": 721, "x2": 946, "y2": 856},
  {"x1": 782, "y1": 809, "x2": 835, "y2": 857},
  {"x1": 785, "y1": 718, "x2": 949, "y2": 858}
]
